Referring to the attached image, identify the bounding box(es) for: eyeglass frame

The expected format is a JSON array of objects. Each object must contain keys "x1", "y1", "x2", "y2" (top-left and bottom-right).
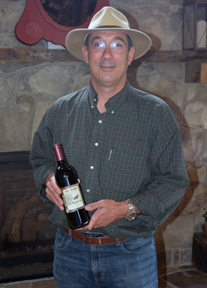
[
  {"x1": 89, "y1": 40, "x2": 129, "y2": 53},
  {"x1": 84, "y1": 33, "x2": 133, "y2": 52}
]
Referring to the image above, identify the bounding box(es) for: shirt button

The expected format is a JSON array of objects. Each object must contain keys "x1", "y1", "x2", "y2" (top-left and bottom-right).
[
  {"x1": 86, "y1": 189, "x2": 90, "y2": 193},
  {"x1": 95, "y1": 143, "x2": 98, "y2": 146},
  {"x1": 90, "y1": 166, "x2": 94, "y2": 169},
  {"x1": 99, "y1": 120, "x2": 102, "y2": 123},
  {"x1": 111, "y1": 111, "x2": 114, "y2": 114},
  {"x1": 91, "y1": 105, "x2": 94, "y2": 109}
]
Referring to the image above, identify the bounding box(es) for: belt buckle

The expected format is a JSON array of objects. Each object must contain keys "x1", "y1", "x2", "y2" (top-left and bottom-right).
[
  {"x1": 82, "y1": 233, "x2": 103, "y2": 245},
  {"x1": 98, "y1": 238, "x2": 102, "y2": 246},
  {"x1": 82, "y1": 233, "x2": 86, "y2": 244}
]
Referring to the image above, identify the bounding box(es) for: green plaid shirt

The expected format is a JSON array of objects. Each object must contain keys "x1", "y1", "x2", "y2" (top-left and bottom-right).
[{"x1": 30, "y1": 81, "x2": 189, "y2": 238}]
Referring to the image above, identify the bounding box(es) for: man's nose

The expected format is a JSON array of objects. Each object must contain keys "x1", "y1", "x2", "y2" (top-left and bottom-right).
[{"x1": 102, "y1": 44, "x2": 113, "y2": 57}]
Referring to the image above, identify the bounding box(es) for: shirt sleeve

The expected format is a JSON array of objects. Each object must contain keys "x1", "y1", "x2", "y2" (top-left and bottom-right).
[
  {"x1": 29, "y1": 105, "x2": 56, "y2": 206},
  {"x1": 131, "y1": 103, "x2": 189, "y2": 230}
]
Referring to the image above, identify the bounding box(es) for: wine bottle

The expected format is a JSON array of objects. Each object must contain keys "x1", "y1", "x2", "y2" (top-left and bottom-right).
[{"x1": 53, "y1": 143, "x2": 90, "y2": 229}]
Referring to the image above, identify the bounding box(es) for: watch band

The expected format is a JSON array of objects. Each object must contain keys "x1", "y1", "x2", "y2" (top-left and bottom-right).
[{"x1": 125, "y1": 199, "x2": 137, "y2": 220}]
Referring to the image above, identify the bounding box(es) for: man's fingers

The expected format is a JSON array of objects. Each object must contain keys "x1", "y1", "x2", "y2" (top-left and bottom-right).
[
  {"x1": 85, "y1": 201, "x2": 102, "y2": 211},
  {"x1": 45, "y1": 175, "x2": 64, "y2": 210},
  {"x1": 85, "y1": 203, "x2": 97, "y2": 211}
]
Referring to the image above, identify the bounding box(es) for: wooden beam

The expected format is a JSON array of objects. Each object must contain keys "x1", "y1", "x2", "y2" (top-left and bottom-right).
[
  {"x1": 201, "y1": 63, "x2": 207, "y2": 83},
  {"x1": 138, "y1": 49, "x2": 207, "y2": 64},
  {"x1": 0, "y1": 48, "x2": 78, "y2": 62},
  {"x1": 0, "y1": 48, "x2": 207, "y2": 63}
]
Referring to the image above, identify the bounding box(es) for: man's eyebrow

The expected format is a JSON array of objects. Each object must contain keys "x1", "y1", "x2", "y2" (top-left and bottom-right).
[
  {"x1": 113, "y1": 36, "x2": 126, "y2": 43},
  {"x1": 90, "y1": 36, "x2": 102, "y2": 43}
]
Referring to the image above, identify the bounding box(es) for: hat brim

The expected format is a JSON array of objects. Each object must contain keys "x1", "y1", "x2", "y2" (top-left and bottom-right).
[{"x1": 65, "y1": 28, "x2": 152, "y2": 61}]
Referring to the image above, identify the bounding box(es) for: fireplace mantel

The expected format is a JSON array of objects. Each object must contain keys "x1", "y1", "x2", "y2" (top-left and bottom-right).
[
  {"x1": 0, "y1": 48, "x2": 206, "y2": 82},
  {"x1": 0, "y1": 48, "x2": 207, "y2": 63}
]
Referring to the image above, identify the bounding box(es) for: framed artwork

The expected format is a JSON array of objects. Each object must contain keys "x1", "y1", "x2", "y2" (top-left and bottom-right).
[{"x1": 15, "y1": 0, "x2": 109, "y2": 47}]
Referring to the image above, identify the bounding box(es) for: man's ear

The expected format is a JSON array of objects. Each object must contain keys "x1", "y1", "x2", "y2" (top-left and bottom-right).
[
  {"x1": 82, "y1": 46, "x2": 89, "y2": 64},
  {"x1": 128, "y1": 47, "x2": 135, "y2": 65}
]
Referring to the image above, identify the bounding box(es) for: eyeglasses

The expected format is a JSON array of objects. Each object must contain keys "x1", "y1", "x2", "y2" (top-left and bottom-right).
[{"x1": 89, "y1": 41, "x2": 128, "y2": 53}]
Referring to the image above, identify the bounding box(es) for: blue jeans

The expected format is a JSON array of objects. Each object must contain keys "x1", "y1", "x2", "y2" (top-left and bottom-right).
[{"x1": 53, "y1": 227, "x2": 158, "y2": 288}]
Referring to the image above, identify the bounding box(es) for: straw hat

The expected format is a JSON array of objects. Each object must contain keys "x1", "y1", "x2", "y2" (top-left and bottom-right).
[{"x1": 65, "y1": 6, "x2": 152, "y2": 61}]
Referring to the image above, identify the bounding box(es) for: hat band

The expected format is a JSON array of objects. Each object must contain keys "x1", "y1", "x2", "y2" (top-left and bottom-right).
[
  {"x1": 94, "y1": 25, "x2": 124, "y2": 29},
  {"x1": 84, "y1": 26, "x2": 133, "y2": 46}
]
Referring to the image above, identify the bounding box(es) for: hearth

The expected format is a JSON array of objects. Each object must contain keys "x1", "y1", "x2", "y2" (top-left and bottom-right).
[{"x1": 0, "y1": 151, "x2": 56, "y2": 282}]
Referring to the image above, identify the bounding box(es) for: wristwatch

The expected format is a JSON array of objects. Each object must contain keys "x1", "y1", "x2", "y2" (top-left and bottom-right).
[{"x1": 125, "y1": 199, "x2": 137, "y2": 220}]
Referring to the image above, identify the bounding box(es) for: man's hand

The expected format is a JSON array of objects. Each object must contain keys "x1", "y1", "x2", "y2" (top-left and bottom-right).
[
  {"x1": 44, "y1": 174, "x2": 141, "y2": 229},
  {"x1": 78, "y1": 199, "x2": 129, "y2": 231},
  {"x1": 44, "y1": 173, "x2": 64, "y2": 211}
]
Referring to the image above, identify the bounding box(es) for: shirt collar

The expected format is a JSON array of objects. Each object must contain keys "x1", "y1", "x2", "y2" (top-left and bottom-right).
[{"x1": 88, "y1": 81, "x2": 130, "y2": 112}]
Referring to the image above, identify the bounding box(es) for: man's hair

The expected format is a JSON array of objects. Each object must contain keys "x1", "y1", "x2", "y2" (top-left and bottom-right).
[{"x1": 84, "y1": 33, "x2": 133, "y2": 51}]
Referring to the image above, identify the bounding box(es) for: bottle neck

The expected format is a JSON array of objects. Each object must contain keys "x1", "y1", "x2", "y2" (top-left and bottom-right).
[
  {"x1": 57, "y1": 159, "x2": 66, "y2": 166},
  {"x1": 53, "y1": 143, "x2": 66, "y2": 162}
]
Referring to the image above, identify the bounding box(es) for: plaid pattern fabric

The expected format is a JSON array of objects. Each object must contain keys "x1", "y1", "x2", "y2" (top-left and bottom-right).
[{"x1": 30, "y1": 81, "x2": 189, "y2": 238}]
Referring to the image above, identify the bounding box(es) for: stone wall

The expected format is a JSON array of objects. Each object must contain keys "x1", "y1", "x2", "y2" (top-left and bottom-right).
[{"x1": 0, "y1": 0, "x2": 206, "y2": 267}]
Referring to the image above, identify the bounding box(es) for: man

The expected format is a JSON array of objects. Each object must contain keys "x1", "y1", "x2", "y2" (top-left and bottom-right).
[{"x1": 30, "y1": 6, "x2": 189, "y2": 288}]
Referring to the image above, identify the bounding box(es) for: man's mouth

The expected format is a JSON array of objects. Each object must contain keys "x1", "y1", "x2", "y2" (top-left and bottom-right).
[
  {"x1": 101, "y1": 65, "x2": 114, "y2": 69},
  {"x1": 99, "y1": 62, "x2": 117, "y2": 70}
]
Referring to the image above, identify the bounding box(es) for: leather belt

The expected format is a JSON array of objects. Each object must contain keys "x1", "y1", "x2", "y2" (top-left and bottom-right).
[{"x1": 61, "y1": 227, "x2": 127, "y2": 245}]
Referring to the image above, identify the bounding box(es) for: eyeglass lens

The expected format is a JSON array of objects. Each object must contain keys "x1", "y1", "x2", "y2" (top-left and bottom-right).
[{"x1": 90, "y1": 41, "x2": 127, "y2": 53}]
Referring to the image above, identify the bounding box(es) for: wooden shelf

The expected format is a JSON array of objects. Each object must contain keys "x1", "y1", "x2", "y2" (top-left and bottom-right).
[
  {"x1": 140, "y1": 49, "x2": 207, "y2": 63},
  {"x1": 0, "y1": 48, "x2": 207, "y2": 63},
  {"x1": 0, "y1": 48, "x2": 77, "y2": 62}
]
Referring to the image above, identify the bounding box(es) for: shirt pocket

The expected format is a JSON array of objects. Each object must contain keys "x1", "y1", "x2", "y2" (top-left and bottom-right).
[{"x1": 99, "y1": 146, "x2": 144, "y2": 199}]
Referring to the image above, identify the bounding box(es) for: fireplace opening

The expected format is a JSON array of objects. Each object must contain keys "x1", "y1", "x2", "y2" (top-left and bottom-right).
[{"x1": 0, "y1": 151, "x2": 56, "y2": 283}]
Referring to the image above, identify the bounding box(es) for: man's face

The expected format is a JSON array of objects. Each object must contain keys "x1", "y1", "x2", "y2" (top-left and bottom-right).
[{"x1": 82, "y1": 31, "x2": 135, "y2": 89}]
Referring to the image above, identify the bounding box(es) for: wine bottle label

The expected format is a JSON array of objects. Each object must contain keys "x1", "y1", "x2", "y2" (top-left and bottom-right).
[{"x1": 62, "y1": 183, "x2": 85, "y2": 213}]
